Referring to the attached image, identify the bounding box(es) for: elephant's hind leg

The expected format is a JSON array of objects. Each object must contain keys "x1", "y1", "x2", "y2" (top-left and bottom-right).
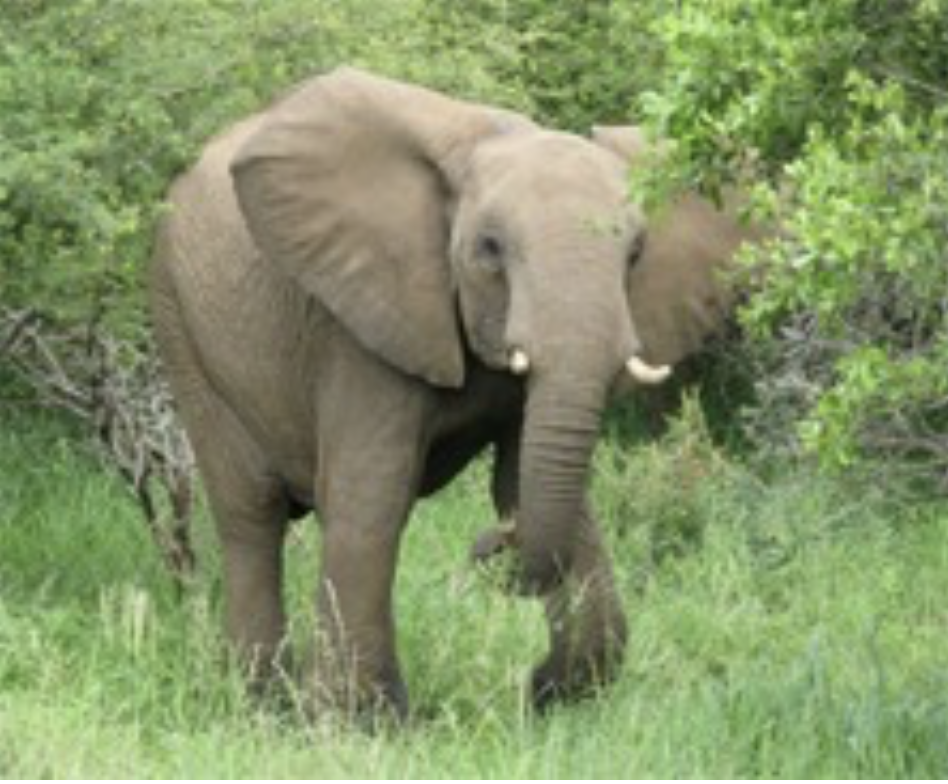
[
  {"x1": 211, "y1": 466, "x2": 290, "y2": 685},
  {"x1": 152, "y1": 290, "x2": 290, "y2": 684},
  {"x1": 192, "y1": 399, "x2": 291, "y2": 686}
]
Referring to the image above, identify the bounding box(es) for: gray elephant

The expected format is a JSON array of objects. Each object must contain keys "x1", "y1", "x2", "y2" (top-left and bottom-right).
[{"x1": 149, "y1": 67, "x2": 752, "y2": 717}]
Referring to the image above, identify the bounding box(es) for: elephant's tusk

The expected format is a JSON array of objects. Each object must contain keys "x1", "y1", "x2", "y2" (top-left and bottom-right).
[
  {"x1": 509, "y1": 349, "x2": 530, "y2": 375},
  {"x1": 626, "y1": 355, "x2": 672, "y2": 385}
]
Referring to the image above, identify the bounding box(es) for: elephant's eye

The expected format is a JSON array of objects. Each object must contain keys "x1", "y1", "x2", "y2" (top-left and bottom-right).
[{"x1": 474, "y1": 233, "x2": 505, "y2": 274}]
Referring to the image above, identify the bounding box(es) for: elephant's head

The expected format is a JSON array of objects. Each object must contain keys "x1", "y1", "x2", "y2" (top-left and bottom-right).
[
  {"x1": 447, "y1": 129, "x2": 669, "y2": 592},
  {"x1": 230, "y1": 68, "x2": 735, "y2": 594}
]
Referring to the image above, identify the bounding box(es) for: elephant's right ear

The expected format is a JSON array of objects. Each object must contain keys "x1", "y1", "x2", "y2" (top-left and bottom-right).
[{"x1": 231, "y1": 68, "x2": 508, "y2": 388}]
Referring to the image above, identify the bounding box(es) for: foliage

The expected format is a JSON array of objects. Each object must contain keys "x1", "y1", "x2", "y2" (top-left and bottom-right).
[
  {"x1": 415, "y1": 0, "x2": 665, "y2": 131},
  {"x1": 1, "y1": 306, "x2": 196, "y2": 582},
  {"x1": 2, "y1": 0, "x2": 302, "y2": 331},
  {"x1": 636, "y1": 0, "x2": 948, "y2": 484}
]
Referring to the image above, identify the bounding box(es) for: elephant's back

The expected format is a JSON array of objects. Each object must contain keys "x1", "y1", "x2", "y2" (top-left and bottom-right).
[
  {"x1": 154, "y1": 114, "x2": 310, "y2": 367},
  {"x1": 157, "y1": 114, "x2": 266, "y2": 292}
]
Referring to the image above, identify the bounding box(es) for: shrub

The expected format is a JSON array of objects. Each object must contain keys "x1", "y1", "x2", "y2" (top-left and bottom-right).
[
  {"x1": 637, "y1": 0, "x2": 948, "y2": 487},
  {"x1": 416, "y1": 0, "x2": 666, "y2": 131}
]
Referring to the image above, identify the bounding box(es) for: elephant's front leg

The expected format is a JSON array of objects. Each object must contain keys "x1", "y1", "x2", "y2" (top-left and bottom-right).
[
  {"x1": 530, "y1": 506, "x2": 627, "y2": 710},
  {"x1": 309, "y1": 371, "x2": 427, "y2": 719},
  {"x1": 314, "y1": 515, "x2": 408, "y2": 718}
]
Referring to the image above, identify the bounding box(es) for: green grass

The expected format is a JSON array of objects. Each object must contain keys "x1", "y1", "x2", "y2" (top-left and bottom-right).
[{"x1": 2, "y1": 410, "x2": 947, "y2": 778}]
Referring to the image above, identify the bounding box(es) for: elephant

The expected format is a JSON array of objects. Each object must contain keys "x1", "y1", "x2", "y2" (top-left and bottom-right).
[{"x1": 149, "y1": 67, "x2": 754, "y2": 717}]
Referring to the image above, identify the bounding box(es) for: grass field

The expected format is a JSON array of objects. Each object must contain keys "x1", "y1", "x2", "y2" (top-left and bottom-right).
[{"x1": 2, "y1": 409, "x2": 947, "y2": 778}]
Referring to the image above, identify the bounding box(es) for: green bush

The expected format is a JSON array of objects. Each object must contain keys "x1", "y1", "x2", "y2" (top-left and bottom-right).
[
  {"x1": 1, "y1": 0, "x2": 320, "y2": 331},
  {"x1": 416, "y1": 0, "x2": 665, "y2": 131},
  {"x1": 637, "y1": 0, "x2": 948, "y2": 484}
]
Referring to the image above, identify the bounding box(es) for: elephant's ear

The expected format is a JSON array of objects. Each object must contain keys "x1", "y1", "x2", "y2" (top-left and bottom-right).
[
  {"x1": 231, "y1": 68, "x2": 505, "y2": 387},
  {"x1": 626, "y1": 196, "x2": 747, "y2": 366},
  {"x1": 592, "y1": 125, "x2": 750, "y2": 366}
]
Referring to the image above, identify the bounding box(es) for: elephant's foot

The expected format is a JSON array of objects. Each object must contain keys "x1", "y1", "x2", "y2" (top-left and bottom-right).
[
  {"x1": 302, "y1": 636, "x2": 409, "y2": 724},
  {"x1": 470, "y1": 517, "x2": 518, "y2": 562},
  {"x1": 328, "y1": 671, "x2": 408, "y2": 727},
  {"x1": 302, "y1": 671, "x2": 410, "y2": 726}
]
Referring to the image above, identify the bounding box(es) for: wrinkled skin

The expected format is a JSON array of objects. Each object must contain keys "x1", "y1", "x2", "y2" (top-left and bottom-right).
[{"x1": 149, "y1": 68, "x2": 755, "y2": 718}]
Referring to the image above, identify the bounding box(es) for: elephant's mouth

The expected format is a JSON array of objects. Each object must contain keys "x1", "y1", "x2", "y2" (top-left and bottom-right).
[
  {"x1": 470, "y1": 518, "x2": 517, "y2": 564},
  {"x1": 469, "y1": 518, "x2": 527, "y2": 595}
]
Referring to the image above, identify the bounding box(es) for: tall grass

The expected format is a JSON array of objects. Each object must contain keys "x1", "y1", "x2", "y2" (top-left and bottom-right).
[{"x1": 1, "y1": 409, "x2": 947, "y2": 777}]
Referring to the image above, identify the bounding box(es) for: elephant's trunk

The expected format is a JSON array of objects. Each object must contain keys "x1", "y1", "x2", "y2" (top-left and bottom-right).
[{"x1": 515, "y1": 368, "x2": 610, "y2": 595}]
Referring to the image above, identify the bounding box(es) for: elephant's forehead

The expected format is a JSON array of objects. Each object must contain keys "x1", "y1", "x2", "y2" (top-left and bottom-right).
[{"x1": 474, "y1": 131, "x2": 627, "y2": 198}]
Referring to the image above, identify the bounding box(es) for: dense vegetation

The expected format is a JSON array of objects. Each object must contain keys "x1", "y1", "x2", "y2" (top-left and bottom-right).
[{"x1": 2, "y1": 0, "x2": 947, "y2": 777}]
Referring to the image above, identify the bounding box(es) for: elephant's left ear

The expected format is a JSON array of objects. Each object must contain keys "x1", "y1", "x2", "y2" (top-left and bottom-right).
[
  {"x1": 231, "y1": 68, "x2": 515, "y2": 388},
  {"x1": 592, "y1": 124, "x2": 752, "y2": 367}
]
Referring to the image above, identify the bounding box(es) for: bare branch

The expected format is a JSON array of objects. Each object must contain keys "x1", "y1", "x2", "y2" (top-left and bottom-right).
[{"x1": 1, "y1": 306, "x2": 197, "y2": 590}]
